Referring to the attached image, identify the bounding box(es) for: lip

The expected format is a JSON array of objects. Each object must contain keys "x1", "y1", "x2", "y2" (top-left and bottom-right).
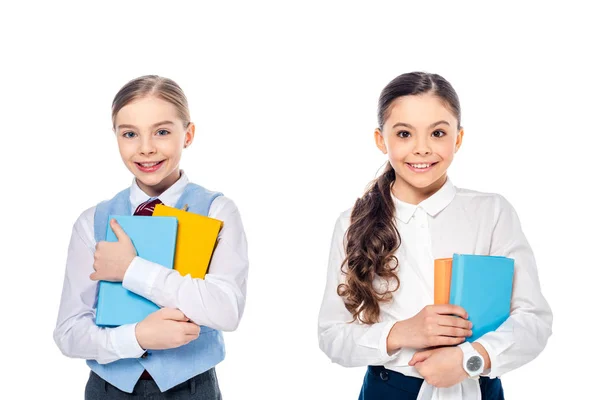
[
  {"x1": 135, "y1": 160, "x2": 165, "y2": 173},
  {"x1": 405, "y1": 161, "x2": 438, "y2": 173}
]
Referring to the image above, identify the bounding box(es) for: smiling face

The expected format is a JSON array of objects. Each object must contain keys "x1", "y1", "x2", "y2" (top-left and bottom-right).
[
  {"x1": 375, "y1": 92, "x2": 463, "y2": 204},
  {"x1": 114, "y1": 96, "x2": 194, "y2": 197}
]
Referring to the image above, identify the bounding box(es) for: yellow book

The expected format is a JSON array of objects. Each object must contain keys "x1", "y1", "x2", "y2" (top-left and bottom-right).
[{"x1": 152, "y1": 204, "x2": 223, "y2": 279}]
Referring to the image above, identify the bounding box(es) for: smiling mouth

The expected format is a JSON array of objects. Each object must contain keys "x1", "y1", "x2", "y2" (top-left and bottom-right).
[
  {"x1": 406, "y1": 162, "x2": 438, "y2": 171},
  {"x1": 135, "y1": 160, "x2": 165, "y2": 172}
]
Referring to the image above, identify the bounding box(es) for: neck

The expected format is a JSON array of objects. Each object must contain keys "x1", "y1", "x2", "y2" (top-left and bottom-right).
[
  {"x1": 136, "y1": 168, "x2": 182, "y2": 198},
  {"x1": 392, "y1": 173, "x2": 447, "y2": 205}
]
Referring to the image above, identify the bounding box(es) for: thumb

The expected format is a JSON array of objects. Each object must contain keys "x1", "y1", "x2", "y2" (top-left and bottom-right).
[
  {"x1": 110, "y1": 219, "x2": 130, "y2": 243},
  {"x1": 409, "y1": 350, "x2": 432, "y2": 366}
]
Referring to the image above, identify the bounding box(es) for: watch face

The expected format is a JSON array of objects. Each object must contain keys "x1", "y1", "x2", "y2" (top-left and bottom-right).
[{"x1": 467, "y1": 356, "x2": 482, "y2": 372}]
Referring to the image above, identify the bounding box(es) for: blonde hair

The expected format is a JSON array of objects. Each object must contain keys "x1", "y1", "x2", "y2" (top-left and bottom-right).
[{"x1": 111, "y1": 75, "x2": 190, "y2": 128}]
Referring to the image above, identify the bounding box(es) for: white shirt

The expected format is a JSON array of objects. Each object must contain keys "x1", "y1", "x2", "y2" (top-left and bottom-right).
[
  {"x1": 318, "y1": 177, "x2": 552, "y2": 397},
  {"x1": 53, "y1": 171, "x2": 249, "y2": 365}
]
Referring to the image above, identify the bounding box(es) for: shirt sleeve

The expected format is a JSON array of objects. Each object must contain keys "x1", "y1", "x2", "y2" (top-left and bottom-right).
[
  {"x1": 317, "y1": 214, "x2": 405, "y2": 367},
  {"x1": 475, "y1": 195, "x2": 553, "y2": 378},
  {"x1": 53, "y1": 209, "x2": 146, "y2": 364},
  {"x1": 122, "y1": 196, "x2": 248, "y2": 332}
]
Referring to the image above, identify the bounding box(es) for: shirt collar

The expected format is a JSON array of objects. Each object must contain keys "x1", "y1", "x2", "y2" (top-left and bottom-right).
[
  {"x1": 392, "y1": 176, "x2": 457, "y2": 223},
  {"x1": 129, "y1": 169, "x2": 190, "y2": 209}
]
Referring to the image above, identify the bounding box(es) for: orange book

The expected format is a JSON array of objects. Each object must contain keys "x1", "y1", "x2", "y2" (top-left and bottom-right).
[
  {"x1": 152, "y1": 204, "x2": 223, "y2": 279},
  {"x1": 434, "y1": 258, "x2": 453, "y2": 304}
]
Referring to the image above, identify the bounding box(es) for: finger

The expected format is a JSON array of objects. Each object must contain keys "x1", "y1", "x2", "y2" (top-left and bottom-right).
[
  {"x1": 431, "y1": 304, "x2": 468, "y2": 319},
  {"x1": 158, "y1": 308, "x2": 188, "y2": 321},
  {"x1": 183, "y1": 323, "x2": 201, "y2": 336},
  {"x1": 90, "y1": 272, "x2": 100, "y2": 281},
  {"x1": 409, "y1": 350, "x2": 432, "y2": 366},
  {"x1": 438, "y1": 315, "x2": 473, "y2": 330},
  {"x1": 433, "y1": 335, "x2": 466, "y2": 347},
  {"x1": 110, "y1": 219, "x2": 130, "y2": 243},
  {"x1": 437, "y1": 325, "x2": 472, "y2": 338}
]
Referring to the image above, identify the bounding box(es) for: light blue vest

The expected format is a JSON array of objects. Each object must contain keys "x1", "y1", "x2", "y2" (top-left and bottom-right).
[{"x1": 87, "y1": 182, "x2": 225, "y2": 393}]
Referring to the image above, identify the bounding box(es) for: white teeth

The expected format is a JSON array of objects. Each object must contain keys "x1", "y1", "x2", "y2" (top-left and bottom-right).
[
  {"x1": 410, "y1": 163, "x2": 431, "y2": 169},
  {"x1": 139, "y1": 161, "x2": 160, "y2": 167}
]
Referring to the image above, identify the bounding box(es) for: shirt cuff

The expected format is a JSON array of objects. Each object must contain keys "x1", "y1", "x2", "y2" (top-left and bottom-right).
[
  {"x1": 380, "y1": 320, "x2": 403, "y2": 360},
  {"x1": 103, "y1": 323, "x2": 146, "y2": 364},
  {"x1": 122, "y1": 256, "x2": 162, "y2": 298},
  {"x1": 355, "y1": 320, "x2": 403, "y2": 363}
]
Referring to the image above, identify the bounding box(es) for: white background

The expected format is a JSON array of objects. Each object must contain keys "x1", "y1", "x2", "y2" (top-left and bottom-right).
[{"x1": 1, "y1": 1, "x2": 598, "y2": 399}]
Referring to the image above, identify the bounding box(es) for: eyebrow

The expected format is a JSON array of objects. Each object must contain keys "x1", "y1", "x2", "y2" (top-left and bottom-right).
[
  {"x1": 392, "y1": 120, "x2": 451, "y2": 130},
  {"x1": 117, "y1": 120, "x2": 175, "y2": 130}
]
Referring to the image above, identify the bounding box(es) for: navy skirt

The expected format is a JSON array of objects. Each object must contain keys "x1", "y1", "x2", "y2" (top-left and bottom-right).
[{"x1": 359, "y1": 366, "x2": 504, "y2": 400}]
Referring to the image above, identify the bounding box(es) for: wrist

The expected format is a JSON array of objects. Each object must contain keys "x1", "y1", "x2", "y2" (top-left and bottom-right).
[
  {"x1": 458, "y1": 342, "x2": 485, "y2": 378},
  {"x1": 472, "y1": 342, "x2": 491, "y2": 370},
  {"x1": 134, "y1": 322, "x2": 147, "y2": 350},
  {"x1": 386, "y1": 321, "x2": 404, "y2": 354}
]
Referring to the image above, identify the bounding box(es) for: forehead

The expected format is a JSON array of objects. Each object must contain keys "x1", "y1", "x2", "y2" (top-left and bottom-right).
[
  {"x1": 384, "y1": 94, "x2": 457, "y2": 128},
  {"x1": 115, "y1": 96, "x2": 180, "y2": 128}
]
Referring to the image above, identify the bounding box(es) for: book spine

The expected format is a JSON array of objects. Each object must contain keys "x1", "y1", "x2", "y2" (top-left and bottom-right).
[{"x1": 450, "y1": 254, "x2": 466, "y2": 306}]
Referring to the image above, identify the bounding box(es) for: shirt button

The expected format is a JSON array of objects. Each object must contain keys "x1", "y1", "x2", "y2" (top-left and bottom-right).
[{"x1": 380, "y1": 370, "x2": 389, "y2": 381}]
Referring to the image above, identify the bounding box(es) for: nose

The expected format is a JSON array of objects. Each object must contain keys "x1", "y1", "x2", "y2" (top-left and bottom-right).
[
  {"x1": 139, "y1": 135, "x2": 156, "y2": 156},
  {"x1": 413, "y1": 135, "x2": 432, "y2": 156}
]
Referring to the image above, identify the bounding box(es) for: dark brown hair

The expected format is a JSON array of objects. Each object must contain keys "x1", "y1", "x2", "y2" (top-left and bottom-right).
[
  {"x1": 337, "y1": 72, "x2": 462, "y2": 324},
  {"x1": 111, "y1": 75, "x2": 191, "y2": 129}
]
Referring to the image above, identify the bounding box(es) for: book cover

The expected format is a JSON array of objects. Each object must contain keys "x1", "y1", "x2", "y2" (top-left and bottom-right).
[
  {"x1": 152, "y1": 204, "x2": 223, "y2": 279},
  {"x1": 95, "y1": 215, "x2": 178, "y2": 327},
  {"x1": 434, "y1": 258, "x2": 453, "y2": 305},
  {"x1": 449, "y1": 253, "x2": 515, "y2": 342}
]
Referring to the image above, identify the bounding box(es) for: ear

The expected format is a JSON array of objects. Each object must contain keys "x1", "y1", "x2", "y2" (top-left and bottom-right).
[
  {"x1": 374, "y1": 128, "x2": 387, "y2": 154},
  {"x1": 184, "y1": 122, "x2": 196, "y2": 148},
  {"x1": 455, "y1": 128, "x2": 464, "y2": 153}
]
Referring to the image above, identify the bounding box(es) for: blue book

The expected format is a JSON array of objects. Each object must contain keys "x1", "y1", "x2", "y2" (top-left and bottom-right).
[
  {"x1": 449, "y1": 254, "x2": 514, "y2": 342},
  {"x1": 95, "y1": 215, "x2": 178, "y2": 327}
]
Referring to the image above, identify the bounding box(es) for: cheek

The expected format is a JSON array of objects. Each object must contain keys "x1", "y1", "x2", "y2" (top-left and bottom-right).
[
  {"x1": 387, "y1": 142, "x2": 410, "y2": 160},
  {"x1": 435, "y1": 142, "x2": 456, "y2": 161},
  {"x1": 160, "y1": 141, "x2": 184, "y2": 159},
  {"x1": 117, "y1": 141, "x2": 136, "y2": 159}
]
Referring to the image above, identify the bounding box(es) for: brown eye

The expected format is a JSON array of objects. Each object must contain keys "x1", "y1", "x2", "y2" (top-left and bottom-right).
[
  {"x1": 397, "y1": 131, "x2": 411, "y2": 138},
  {"x1": 432, "y1": 130, "x2": 446, "y2": 138}
]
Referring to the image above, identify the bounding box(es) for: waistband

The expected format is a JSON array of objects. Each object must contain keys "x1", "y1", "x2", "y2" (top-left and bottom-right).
[{"x1": 367, "y1": 366, "x2": 495, "y2": 394}]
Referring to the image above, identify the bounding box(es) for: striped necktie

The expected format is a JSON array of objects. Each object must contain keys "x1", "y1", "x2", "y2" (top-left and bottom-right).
[{"x1": 134, "y1": 198, "x2": 163, "y2": 216}]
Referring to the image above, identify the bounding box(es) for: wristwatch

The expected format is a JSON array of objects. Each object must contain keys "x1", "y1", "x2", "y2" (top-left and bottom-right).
[{"x1": 458, "y1": 342, "x2": 484, "y2": 379}]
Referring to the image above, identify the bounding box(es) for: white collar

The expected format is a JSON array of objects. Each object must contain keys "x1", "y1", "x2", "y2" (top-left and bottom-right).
[
  {"x1": 392, "y1": 176, "x2": 457, "y2": 224},
  {"x1": 129, "y1": 170, "x2": 190, "y2": 208}
]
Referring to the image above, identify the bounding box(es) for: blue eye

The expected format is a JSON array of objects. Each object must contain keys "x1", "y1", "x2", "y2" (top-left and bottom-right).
[
  {"x1": 397, "y1": 131, "x2": 411, "y2": 138},
  {"x1": 432, "y1": 130, "x2": 446, "y2": 138},
  {"x1": 123, "y1": 131, "x2": 136, "y2": 138},
  {"x1": 157, "y1": 129, "x2": 170, "y2": 136}
]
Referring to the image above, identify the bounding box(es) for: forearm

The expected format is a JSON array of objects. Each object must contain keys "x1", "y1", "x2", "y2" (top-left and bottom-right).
[
  {"x1": 319, "y1": 319, "x2": 402, "y2": 367},
  {"x1": 124, "y1": 259, "x2": 245, "y2": 331},
  {"x1": 475, "y1": 311, "x2": 552, "y2": 377},
  {"x1": 54, "y1": 314, "x2": 144, "y2": 364}
]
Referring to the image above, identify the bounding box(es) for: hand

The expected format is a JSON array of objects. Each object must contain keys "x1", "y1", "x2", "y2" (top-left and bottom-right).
[
  {"x1": 409, "y1": 346, "x2": 468, "y2": 388},
  {"x1": 135, "y1": 308, "x2": 201, "y2": 350},
  {"x1": 387, "y1": 305, "x2": 472, "y2": 352},
  {"x1": 90, "y1": 219, "x2": 136, "y2": 282}
]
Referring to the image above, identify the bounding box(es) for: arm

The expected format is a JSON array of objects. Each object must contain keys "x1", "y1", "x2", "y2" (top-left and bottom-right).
[
  {"x1": 475, "y1": 195, "x2": 553, "y2": 378},
  {"x1": 122, "y1": 197, "x2": 248, "y2": 332},
  {"x1": 317, "y1": 215, "x2": 404, "y2": 367},
  {"x1": 53, "y1": 209, "x2": 145, "y2": 364}
]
